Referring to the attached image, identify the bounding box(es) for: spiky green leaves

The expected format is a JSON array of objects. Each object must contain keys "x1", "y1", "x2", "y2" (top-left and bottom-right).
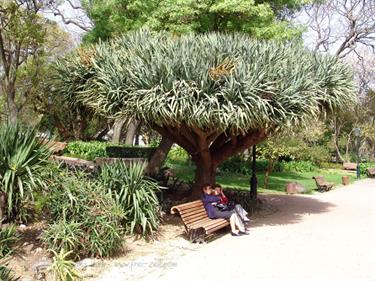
[{"x1": 52, "y1": 31, "x2": 355, "y2": 133}]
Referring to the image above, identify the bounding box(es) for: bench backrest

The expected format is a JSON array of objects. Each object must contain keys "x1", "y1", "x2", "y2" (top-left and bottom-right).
[
  {"x1": 171, "y1": 200, "x2": 209, "y2": 227},
  {"x1": 313, "y1": 176, "x2": 327, "y2": 186},
  {"x1": 343, "y1": 162, "x2": 357, "y2": 170}
]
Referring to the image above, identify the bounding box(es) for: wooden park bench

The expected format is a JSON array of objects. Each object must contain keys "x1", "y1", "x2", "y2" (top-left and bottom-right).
[
  {"x1": 366, "y1": 168, "x2": 375, "y2": 178},
  {"x1": 342, "y1": 162, "x2": 357, "y2": 171},
  {"x1": 312, "y1": 176, "x2": 334, "y2": 192},
  {"x1": 171, "y1": 200, "x2": 229, "y2": 243}
]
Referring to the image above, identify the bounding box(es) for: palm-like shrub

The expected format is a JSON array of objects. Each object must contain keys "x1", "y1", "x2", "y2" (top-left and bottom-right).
[
  {"x1": 99, "y1": 162, "x2": 160, "y2": 235},
  {"x1": 0, "y1": 123, "x2": 51, "y2": 220},
  {"x1": 43, "y1": 172, "x2": 124, "y2": 258}
]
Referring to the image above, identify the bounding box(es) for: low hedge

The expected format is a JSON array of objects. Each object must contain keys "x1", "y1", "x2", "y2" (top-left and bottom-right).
[
  {"x1": 106, "y1": 146, "x2": 157, "y2": 159},
  {"x1": 64, "y1": 141, "x2": 156, "y2": 161}
]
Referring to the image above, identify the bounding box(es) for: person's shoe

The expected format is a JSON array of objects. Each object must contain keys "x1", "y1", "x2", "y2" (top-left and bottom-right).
[
  {"x1": 239, "y1": 230, "x2": 250, "y2": 235},
  {"x1": 231, "y1": 231, "x2": 241, "y2": 236}
]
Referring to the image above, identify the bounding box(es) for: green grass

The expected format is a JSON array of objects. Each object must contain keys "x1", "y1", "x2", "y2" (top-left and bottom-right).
[{"x1": 167, "y1": 160, "x2": 358, "y2": 194}]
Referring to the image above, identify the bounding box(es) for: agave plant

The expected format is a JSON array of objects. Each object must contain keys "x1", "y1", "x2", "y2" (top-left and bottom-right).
[
  {"x1": 48, "y1": 249, "x2": 81, "y2": 281},
  {"x1": 0, "y1": 123, "x2": 51, "y2": 221},
  {"x1": 99, "y1": 162, "x2": 161, "y2": 235}
]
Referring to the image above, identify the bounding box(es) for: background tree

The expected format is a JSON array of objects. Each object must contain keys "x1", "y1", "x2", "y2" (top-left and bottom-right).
[
  {"x1": 53, "y1": 31, "x2": 355, "y2": 196},
  {"x1": 0, "y1": 0, "x2": 45, "y2": 124},
  {"x1": 300, "y1": 0, "x2": 375, "y2": 162}
]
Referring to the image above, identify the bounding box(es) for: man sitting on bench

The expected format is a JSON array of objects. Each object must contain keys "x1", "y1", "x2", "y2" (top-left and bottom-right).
[{"x1": 201, "y1": 185, "x2": 249, "y2": 236}]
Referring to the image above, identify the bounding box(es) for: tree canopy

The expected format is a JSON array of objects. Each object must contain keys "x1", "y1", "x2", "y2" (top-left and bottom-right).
[
  {"x1": 53, "y1": 31, "x2": 355, "y2": 196},
  {"x1": 82, "y1": 0, "x2": 308, "y2": 42}
]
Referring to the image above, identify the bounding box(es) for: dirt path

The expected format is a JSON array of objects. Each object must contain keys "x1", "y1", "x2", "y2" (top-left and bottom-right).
[{"x1": 137, "y1": 179, "x2": 375, "y2": 281}]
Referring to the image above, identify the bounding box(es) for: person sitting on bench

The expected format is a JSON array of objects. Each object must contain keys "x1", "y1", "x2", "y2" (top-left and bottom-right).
[
  {"x1": 201, "y1": 184, "x2": 249, "y2": 236},
  {"x1": 213, "y1": 184, "x2": 250, "y2": 224}
]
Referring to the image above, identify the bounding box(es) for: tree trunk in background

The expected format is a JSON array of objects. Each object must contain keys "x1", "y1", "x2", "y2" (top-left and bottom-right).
[
  {"x1": 146, "y1": 137, "x2": 174, "y2": 176},
  {"x1": 112, "y1": 118, "x2": 127, "y2": 144},
  {"x1": 124, "y1": 120, "x2": 140, "y2": 145},
  {"x1": 333, "y1": 117, "x2": 344, "y2": 163},
  {"x1": 0, "y1": 192, "x2": 6, "y2": 229},
  {"x1": 264, "y1": 158, "x2": 274, "y2": 189}
]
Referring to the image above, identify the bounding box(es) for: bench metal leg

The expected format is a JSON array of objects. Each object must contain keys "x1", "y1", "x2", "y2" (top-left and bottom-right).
[{"x1": 187, "y1": 228, "x2": 206, "y2": 243}]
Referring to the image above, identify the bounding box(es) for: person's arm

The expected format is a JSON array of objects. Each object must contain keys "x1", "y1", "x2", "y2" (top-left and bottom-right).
[
  {"x1": 202, "y1": 194, "x2": 220, "y2": 204},
  {"x1": 220, "y1": 191, "x2": 229, "y2": 204}
]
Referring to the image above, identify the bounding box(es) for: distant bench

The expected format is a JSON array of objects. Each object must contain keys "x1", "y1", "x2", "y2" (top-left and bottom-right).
[
  {"x1": 312, "y1": 176, "x2": 334, "y2": 192},
  {"x1": 171, "y1": 200, "x2": 229, "y2": 243},
  {"x1": 342, "y1": 162, "x2": 357, "y2": 171}
]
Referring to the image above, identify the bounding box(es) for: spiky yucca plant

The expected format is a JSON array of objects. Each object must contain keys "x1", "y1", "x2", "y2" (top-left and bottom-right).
[
  {"x1": 99, "y1": 162, "x2": 160, "y2": 235},
  {"x1": 0, "y1": 123, "x2": 51, "y2": 220},
  {"x1": 52, "y1": 31, "x2": 356, "y2": 196}
]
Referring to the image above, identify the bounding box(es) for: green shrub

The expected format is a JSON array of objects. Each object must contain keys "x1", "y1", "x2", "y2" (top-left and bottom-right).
[
  {"x1": 360, "y1": 162, "x2": 375, "y2": 176},
  {"x1": 48, "y1": 249, "x2": 82, "y2": 281},
  {"x1": 99, "y1": 162, "x2": 160, "y2": 236},
  {"x1": 219, "y1": 156, "x2": 282, "y2": 174},
  {"x1": 0, "y1": 123, "x2": 51, "y2": 221},
  {"x1": 0, "y1": 263, "x2": 19, "y2": 281},
  {"x1": 0, "y1": 224, "x2": 19, "y2": 258},
  {"x1": 43, "y1": 172, "x2": 124, "y2": 258},
  {"x1": 64, "y1": 141, "x2": 108, "y2": 161},
  {"x1": 319, "y1": 162, "x2": 343, "y2": 169},
  {"x1": 280, "y1": 161, "x2": 317, "y2": 172}
]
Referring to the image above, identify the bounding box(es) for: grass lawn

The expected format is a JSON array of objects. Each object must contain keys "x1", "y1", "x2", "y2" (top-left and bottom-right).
[{"x1": 166, "y1": 160, "x2": 358, "y2": 194}]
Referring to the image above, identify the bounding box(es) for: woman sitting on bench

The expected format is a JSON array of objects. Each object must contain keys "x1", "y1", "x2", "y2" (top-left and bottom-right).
[{"x1": 202, "y1": 185, "x2": 249, "y2": 236}]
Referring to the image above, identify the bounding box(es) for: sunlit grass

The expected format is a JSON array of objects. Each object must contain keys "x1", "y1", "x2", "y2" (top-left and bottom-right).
[{"x1": 166, "y1": 159, "x2": 357, "y2": 194}]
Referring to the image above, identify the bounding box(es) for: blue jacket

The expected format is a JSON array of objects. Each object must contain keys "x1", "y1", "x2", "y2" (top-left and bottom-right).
[{"x1": 202, "y1": 194, "x2": 220, "y2": 219}]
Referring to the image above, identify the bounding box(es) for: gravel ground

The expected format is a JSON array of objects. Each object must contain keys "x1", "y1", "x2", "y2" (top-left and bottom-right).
[{"x1": 96, "y1": 179, "x2": 375, "y2": 281}]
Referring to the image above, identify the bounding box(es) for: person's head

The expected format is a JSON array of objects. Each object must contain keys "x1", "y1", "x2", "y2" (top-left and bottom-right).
[
  {"x1": 214, "y1": 184, "x2": 222, "y2": 195},
  {"x1": 201, "y1": 184, "x2": 212, "y2": 195}
]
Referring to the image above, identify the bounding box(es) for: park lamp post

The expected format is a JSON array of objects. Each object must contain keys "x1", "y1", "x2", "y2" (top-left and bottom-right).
[
  {"x1": 354, "y1": 127, "x2": 361, "y2": 179},
  {"x1": 250, "y1": 145, "x2": 257, "y2": 200}
]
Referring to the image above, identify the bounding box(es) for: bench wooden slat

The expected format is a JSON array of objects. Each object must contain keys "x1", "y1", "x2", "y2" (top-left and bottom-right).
[
  {"x1": 189, "y1": 218, "x2": 227, "y2": 231},
  {"x1": 206, "y1": 221, "x2": 230, "y2": 234},
  {"x1": 183, "y1": 213, "x2": 209, "y2": 225},
  {"x1": 173, "y1": 200, "x2": 203, "y2": 210},
  {"x1": 179, "y1": 207, "x2": 205, "y2": 215},
  {"x1": 180, "y1": 208, "x2": 207, "y2": 218},
  {"x1": 186, "y1": 218, "x2": 213, "y2": 229}
]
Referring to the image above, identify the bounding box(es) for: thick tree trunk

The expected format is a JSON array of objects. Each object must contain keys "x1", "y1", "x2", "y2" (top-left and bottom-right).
[
  {"x1": 112, "y1": 118, "x2": 127, "y2": 144},
  {"x1": 146, "y1": 137, "x2": 174, "y2": 176},
  {"x1": 193, "y1": 160, "x2": 216, "y2": 199},
  {"x1": 124, "y1": 120, "x2": 140, "y2": 145}
]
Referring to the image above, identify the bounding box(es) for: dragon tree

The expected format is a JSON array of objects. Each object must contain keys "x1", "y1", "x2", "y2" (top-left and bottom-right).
[{"x1": 52, "y1": 31, "x2": 355, "y2": 197}]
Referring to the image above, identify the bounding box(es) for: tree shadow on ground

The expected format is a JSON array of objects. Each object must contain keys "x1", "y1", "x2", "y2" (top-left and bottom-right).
[{"x1": 249, "y1": 193, "x2": 336, "y2": 228}]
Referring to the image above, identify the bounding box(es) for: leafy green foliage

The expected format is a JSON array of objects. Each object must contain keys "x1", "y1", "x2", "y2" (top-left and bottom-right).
[
  {"x1": 0, "y1": 224, "x2": 19, "y2": 258},
  {"x1": 82, "y1": 0, "x2": 308, "y2": 43},
  {"x1": 0, "y1": 123, "x2": 51, "y2": 220},
  {"x1": 360, "y1": 162, "x2": 375, "y2": 176},
  {"x1": 64, "y1": 141, "x2": 108, "y2": 160},
  {"x1": 280, "y1": 161, "x2": 317, "y2": 172},
  {"x1": 0, "y1": 263, "x2": 20, "y2": 281},
  {"x1": 48, "y1": 249, "x2": 82, "y2": 281},
  {"x1": 43, "y1": 172, "x2": 124, "y2": 258},
  {"x1": 99, "y1": 162, "x2": 160, "y2": 236}
]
